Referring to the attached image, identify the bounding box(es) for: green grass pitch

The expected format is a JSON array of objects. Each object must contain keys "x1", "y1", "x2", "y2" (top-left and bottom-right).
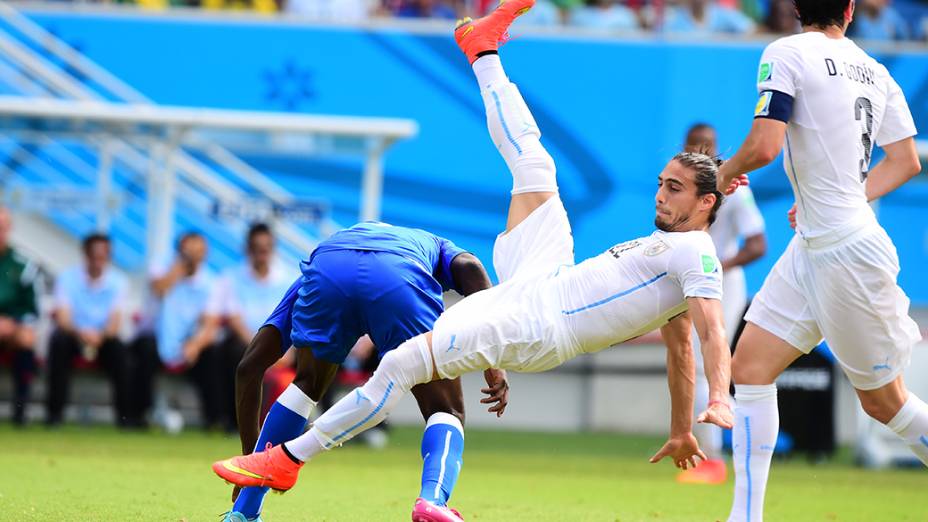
[{"x1": 2, "y1": 424, "x2": 926, "y2": 521}]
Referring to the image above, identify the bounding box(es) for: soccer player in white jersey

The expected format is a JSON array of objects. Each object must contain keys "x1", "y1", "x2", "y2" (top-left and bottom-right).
[
  {"x1": 714, "y1": 1, "x2": 927, "y2": 521},
  {"x1": 678, "y1": 124, "x2": 767, "y2": 485},
  {"x1": 213, "y1": 1, "x2": 740, "y2": 517}
]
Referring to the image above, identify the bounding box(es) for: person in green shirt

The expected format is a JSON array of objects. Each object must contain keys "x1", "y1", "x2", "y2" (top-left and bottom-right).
[{"x1": 0, "y1": 208, "x2": 38, "y2": 426}]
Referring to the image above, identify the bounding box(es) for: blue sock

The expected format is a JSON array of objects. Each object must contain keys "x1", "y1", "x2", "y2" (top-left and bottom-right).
[
  {"x1": 232, "y1": 384, "x2": 315, "y2": 519},
  {"x1": 419, "y1": 413, "x2": 465, "y2": 506}
]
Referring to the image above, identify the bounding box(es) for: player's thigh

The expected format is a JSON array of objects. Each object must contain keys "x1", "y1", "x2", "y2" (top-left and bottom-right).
[
  {"x1": 732, "y1": 322, "x2": 804, "y2": 385},
  {"x1": 737, "y1": 241, "x2": 820, "y2": 384},
  {"x1": 805, "y1": 231, "x2": 921, "y2": 391},
  {"x1": 410, "y1": 378, "x2": 465, "y2": 423},
  {"x1": 494, "y1": 195, "x2": 574, "y2": 283},
  {"x1": 506, "y1": 192, "x2": 557, "y2": 233},
  {"x1": 292, "y1": 347, "x2": 340, "y2": 402}
]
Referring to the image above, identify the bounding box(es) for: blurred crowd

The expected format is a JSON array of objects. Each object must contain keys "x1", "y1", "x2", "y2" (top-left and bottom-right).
[
  {"x1": 0, "y1": 207, "x2": 363, "y2": 431},
  {"x1": 111, "y1": 0, "x2": 928, "y2": 42}
]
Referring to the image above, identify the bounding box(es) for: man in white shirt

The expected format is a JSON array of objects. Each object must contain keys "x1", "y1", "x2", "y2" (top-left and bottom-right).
[
  {"x1": 213, "y1": 1, "x2": 740, "y2": 507},
  {"x1": 715, "y1": 1, "x2": 927, "y2": 520},
  {"x1": 678, "y1": 124, "x2": 767, "y2": 485},
  {"x1": 205, "y1": 223, "x2": 296, "y2": 433},
  {"x1": 132, "y1": 232, "x2": 224, "y2": 429},
  {"x1": 45, "y1": 234, "x2": 130, "y2": 427}
]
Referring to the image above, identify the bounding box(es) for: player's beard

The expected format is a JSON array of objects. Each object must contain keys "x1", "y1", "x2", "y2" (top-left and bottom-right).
[{"x1": 654, "y1": 213, "x2": 690, "y2": 232}]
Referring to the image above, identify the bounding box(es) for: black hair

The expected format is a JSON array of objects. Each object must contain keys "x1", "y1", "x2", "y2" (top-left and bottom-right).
[
  {"x1": 671, "y1": 152, "x2": 725, "y2": 226},
  {"x1": 246, "y1": 222, "x2": 273, "y2": 249},
  {"x1": 82, "y1": 233, "x2": 110, "y2": 254},
  {"x1": 794, "y1": 0, "x2": 850, "y2": 28}
]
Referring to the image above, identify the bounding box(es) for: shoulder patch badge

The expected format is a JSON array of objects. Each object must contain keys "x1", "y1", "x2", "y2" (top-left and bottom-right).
[
  {"x1": 758, "y1": 62, "x2": 773, "y2": 83},
  {"x1": 701, "y1": 254, "x2": 718, "y2": 274}
]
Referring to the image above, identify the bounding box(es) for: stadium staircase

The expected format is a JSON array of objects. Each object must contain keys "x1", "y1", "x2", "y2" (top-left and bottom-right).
[{"x1": 0, "y1": 1, "x2": 337, "y2": 275}]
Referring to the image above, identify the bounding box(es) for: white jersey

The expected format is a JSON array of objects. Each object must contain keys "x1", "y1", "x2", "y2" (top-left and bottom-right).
[
  {"x1": 756, "y1": 32, "x2": 917, "y2": 240},
  {"x1": 553, "y1": 230, "x2": 723, "y2": 359}
]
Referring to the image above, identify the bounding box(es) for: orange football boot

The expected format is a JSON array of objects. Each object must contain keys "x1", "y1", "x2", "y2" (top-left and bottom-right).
[
  {"x1": 212, "y1": 444, "x2": 302, "y2": 493},
  {"x1": 454, "y1": 0, "x2": 536, "y2": 64},
  {"x1": 676, "y1": 458, "x2": 728, "y2": 485}
]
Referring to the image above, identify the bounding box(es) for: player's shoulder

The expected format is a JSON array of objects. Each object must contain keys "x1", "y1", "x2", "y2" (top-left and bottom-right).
[
  {"x1": 654, "y1": 230, "x2": 717, "y2": 257},
  {"x1": 763, "y1": 33, "x2": 811, "y2": 55}
]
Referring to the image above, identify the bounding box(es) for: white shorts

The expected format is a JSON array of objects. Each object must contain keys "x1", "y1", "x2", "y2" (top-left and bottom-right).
[
  {"x1": 745, "y1": 224, "x2": 921, "y2": 390},
  {"x1": 433, "y1": 196, "x2": 575, "y2": 379}
]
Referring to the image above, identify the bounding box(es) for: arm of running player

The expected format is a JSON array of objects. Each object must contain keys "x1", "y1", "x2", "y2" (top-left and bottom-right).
[
  {"x1": 687, "y1": 297, "x2": 734, "y2": 429},
  {"x1": 716, "y1": 118, "x2": 786, "y2": 193},
  {"x1": 721, "y1": 233, "x2": 767, "y2": 271},
  {"x1": 450, "y1": 253, "x2": 511, "y2": 415},
  {"x1": 650, "y1": 312, "x2": 704, "y2": 470},
  {"x1": 865, "y1": 137, "x2": 922, "y2": 201}
]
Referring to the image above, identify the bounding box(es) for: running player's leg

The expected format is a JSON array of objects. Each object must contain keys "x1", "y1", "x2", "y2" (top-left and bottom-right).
[
  {"x1": 728, "y1": 324, "x2": 802, "y2": 522},
  {"x1": 727, "y1": 240, "x2": 819, "y2": 522},
  {"x1": 803, "y1": 230, "x2": 928, "y2": 466}
]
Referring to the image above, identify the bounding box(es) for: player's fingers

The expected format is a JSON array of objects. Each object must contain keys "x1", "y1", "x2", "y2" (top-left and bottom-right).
[
  {"x1": 480, "y1": 387, "x2": 493, "y2": 394},
  {"x1": 696, "y1": 449, "x2": 708, "y2": 462},
  {"x1": 480, "y1": 396, "x2": 500, "y2": 404},
  {"x1": 696, "y1": 411, "x2": 708, "y2": 423}
]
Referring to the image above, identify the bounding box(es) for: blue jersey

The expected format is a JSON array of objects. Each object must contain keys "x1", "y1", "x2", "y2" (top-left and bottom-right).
[
  {"x1": 263, "y1": 223, "x2": 467, "y2": 363},
  {"x1": 311, "y1": 222, "x2": 464, "y2": 292}
]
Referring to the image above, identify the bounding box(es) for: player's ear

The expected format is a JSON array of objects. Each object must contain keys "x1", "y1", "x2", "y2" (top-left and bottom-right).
[{"x1": 845, "y1": 0, "x2": 855, "y2": 25}]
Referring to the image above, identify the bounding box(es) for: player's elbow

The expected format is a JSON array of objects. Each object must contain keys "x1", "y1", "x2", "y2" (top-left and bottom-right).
[
  {"x1": 751, "y1": 142, "x2": 780, "y2": 166},
  {"x1": 904, "y1": 156, "x2": 922, "y2": 179}
]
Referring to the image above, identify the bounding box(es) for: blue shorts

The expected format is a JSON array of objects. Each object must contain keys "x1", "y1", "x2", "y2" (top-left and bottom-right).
[{"x1": 262, "y1": 249, "x2": 446, "y2": 364}]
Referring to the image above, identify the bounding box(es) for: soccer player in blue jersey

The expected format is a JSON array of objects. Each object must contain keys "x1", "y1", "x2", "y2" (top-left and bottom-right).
[{"x1": 223, "y1": 221, "x2": 507, "y2": 522}]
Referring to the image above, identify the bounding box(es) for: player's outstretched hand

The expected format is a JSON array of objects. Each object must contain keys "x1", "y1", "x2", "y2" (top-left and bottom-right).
[
  {"x1": 722, "y1": 174, "x2": 750, "y2": 196},
  {"x1": 787, "y1": 203, "x2": 797, "y2": 230},
  {"x1": 480, "y1": 369, "x2": 509, "y2": 417},
  {"x1": 697, "y1": 400, "x2": 734, "y2": 429},
  {"x1": 649, "y1": 432, "x2": 706, "y2": 470}
]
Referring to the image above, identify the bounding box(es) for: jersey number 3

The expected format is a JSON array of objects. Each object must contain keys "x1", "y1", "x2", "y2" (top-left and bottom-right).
[{"x1": 855, "y1": 97, "x2": 874, "y2": 182}]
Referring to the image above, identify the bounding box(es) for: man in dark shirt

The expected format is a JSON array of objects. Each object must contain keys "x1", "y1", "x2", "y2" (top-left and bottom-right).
[{"x1": 0, "y1": 208, "x2": 38, "y2": 426}]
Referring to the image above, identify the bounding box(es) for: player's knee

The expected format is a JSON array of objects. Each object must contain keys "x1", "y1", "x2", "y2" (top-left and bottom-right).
[
  {"x1": 859, "y1": 394, "x2": 902, "y2": 425},
  {"x1": 731, "y1": 351, "x2": 770, "y2": 386}
]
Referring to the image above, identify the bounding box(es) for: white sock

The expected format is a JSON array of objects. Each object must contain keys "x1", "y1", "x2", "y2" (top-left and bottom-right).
[
  {"x1": 275, "y1": 383, "x2": 316, "y2": 419},
  {"x1": 474, "y1": 56, "x2": 557, "y2": 196},
  {"x1": 728, "y1": 384, "x2": 778, "y2": 522},
  {"x1": 693, "y1": 376, "x2": 723, "y2": 460},
  {"x1": 886, "y1": 394, "x2": 928, "y2": 466},
  {"x1": 284, "y1": 336, "x2": 433, "y2": 462},
  {"x1": 473, "y1": 54, "x2": 508, "y2": 90}
]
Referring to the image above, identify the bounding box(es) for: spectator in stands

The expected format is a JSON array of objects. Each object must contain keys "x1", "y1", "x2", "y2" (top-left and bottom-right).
[
  {"x1": 512, "y1": 0, "x2": 562, "y2": 26},
  {"x1": 570, "y1": 0, "x2": 640, "y2": 30},
  {"x1": 394, "y1": 0, "x2": 457, "y2": 19},
  {"x1": 45, "y1": 234, "x2": 130, "y2": 427},
  {"x1": 284, "y1": 0, "x2": 371, "y2": 20},
  {"x1": 763, "y1": 0, "x2": 801, "y2": 34},
  {"x1": 663, "y1": 0, "x2": 755, "y2": 35},
  {"x1": 206, "y1": 223, "x2": 295, "y2": 423},
  {"x1": 132, "y1": 231, "x2": 225, "y2": 430},
  {"x1": 0, "y1": 208, "x2": 37, "y2": 426},
  {"x1": 850, "y1": 0, "x2": 911, "y2": 41}
]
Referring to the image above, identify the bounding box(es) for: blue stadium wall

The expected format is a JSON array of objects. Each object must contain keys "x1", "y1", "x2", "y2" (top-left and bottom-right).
[{"x1": 24, "y1": 10, "x2": 928, "y2": 302}]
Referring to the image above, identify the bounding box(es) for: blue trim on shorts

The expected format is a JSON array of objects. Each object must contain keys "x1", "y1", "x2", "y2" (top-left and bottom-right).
[{"x1": 561, "y1": 272, "x2": 668, "y2": 316}]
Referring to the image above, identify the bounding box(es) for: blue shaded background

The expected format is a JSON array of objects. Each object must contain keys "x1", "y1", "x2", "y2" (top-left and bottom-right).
[{"x1": 23, "y1": 11, "x2": 928, "y2": 302}]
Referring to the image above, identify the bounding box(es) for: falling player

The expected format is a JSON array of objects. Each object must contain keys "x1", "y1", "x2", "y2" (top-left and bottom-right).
[
  {"x1": 713, "y1": 1, "x2": 927, "y2": 520},
  {"x1": 213, "y1": 2, "x2": 743, "y2": 519}
]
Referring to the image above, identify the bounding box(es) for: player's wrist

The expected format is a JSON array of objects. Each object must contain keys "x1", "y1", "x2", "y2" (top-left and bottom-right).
[{"x1": 708, "y1": 399, "x2": 732, "y2": 411}]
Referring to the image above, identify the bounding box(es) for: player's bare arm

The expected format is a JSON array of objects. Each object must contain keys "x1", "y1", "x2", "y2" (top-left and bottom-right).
[
  {"x1": 864, "y1": 137, "x2": 922, "y2": 201},
  {"x1": 721, "y1": 233, "x2": 767, "y2": 271},
  {"x1": 687, "y1": 296, "x2": 733, "y2": 429},
  {"x1": 716, "y1": 118, "x2": 786, "y2": 193},
  {"x1": 651, "y1": 312, "x2": 704, "y2": 470}
]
